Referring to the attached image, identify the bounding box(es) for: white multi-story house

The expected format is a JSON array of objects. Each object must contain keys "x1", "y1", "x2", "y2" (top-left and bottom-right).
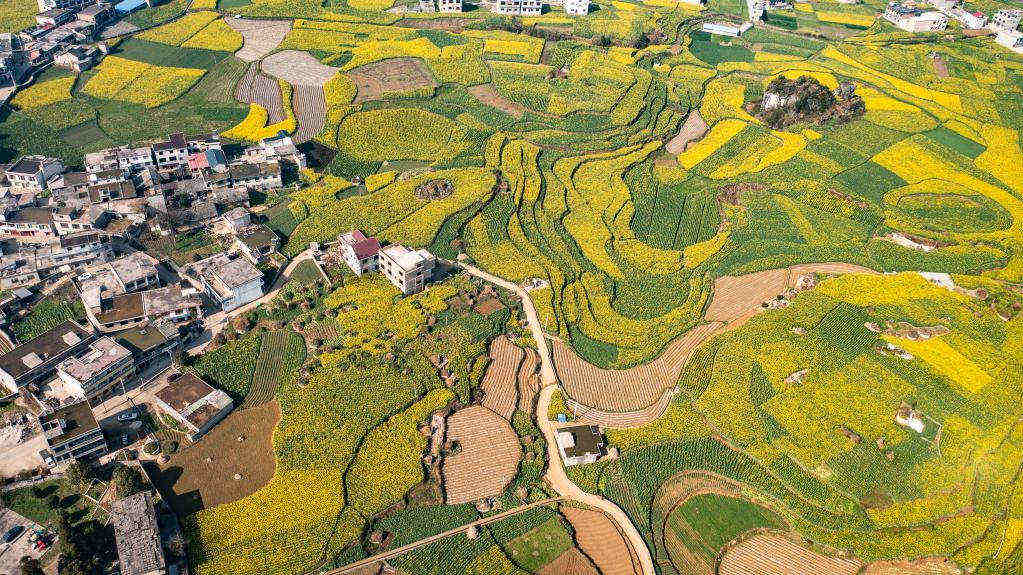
[
  {"x1": 188, "y1": 252, "x2": 264, "y2": 312},
  {"x1": 564, "y1": 0, "x2": 589, "y2": 16},
  {"x1": 992, "y1": 8, "x2": 1022, "y2": 30},
  {"x1": 883, "y1": 2, "x2": 949, "y2": 32},
  {"x1": 37, "y1": 0, "x2": 96, "y2": 14},
  {"x1": 950, "y1": 7, "x2": 987, "y2": 29},
  {"x1": 85, "y1": 146, "x2": 155, "y2": 174},
  {"x1": 554, "y1": 425, "x2": 607, "y2": 466},
  {"x1": 0, "y1": 320, "x2": 94, "y2": 394},
  {"x1": 491, "y1": 0, "x2": 542, "y2": 15},
  {"x1": 438, "y1": 0, "x2": 463, "y2": 11},
  {"x1": 337, "y1": 230, "x2": 380, "y2": 276},
  {"x1": 56, "y1": 336, "x2": 136, "y2": 406},
  {"x1": 995, "y1": 29, "x2": 1023, "y2": 50},
  {"x1": 242, "y1": 134, "x2": 307, "y2": 169},
  {"x1": 378, "y1": 244, "x2": 435, "y2": 295},
  {"x1": 4, "y1": 156, "x2": 64, "y2": 192},
  {"x1": 929, "y1": 0, "x2": 956, "y2": 12},
  {"x1": 152, "y1": 133, "x2": 189, "y2": 170}
]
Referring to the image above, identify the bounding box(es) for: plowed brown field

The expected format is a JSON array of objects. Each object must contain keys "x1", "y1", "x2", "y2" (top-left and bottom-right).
[
  {"x1": 538, "y1": 546, "x2": 600, "y2": 575},
  {"x1": 481, "y1": 336, "x2": 523, "y2": 421},
  {"x1": 442, "y1": 406, "x2": 521, "y2": 504},
  {"x1": 718, "y1": 533, "x2": 862, "y2": 575},
  {"x1": 562, "y1": 506, "x2": 641, "y2": 575}
]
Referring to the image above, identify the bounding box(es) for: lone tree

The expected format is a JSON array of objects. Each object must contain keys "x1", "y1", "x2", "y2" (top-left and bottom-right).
[
  {"x1": 111, "y1": 464, "x2": 146, "y2": 499},
  {"x1": 19, "y1": 557, "x2": 44, "y2": 575},
  {"x1": 62, "y1": 461, "x2": 90, "y2": 492}
]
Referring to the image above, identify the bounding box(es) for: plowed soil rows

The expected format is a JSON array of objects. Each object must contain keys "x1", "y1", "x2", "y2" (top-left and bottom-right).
[
  {"x1": 442, "y1": 406, "x2": 522, "y2": 504},
  {"x1": 718, "y1": 533, "x2": 862, "y2": 575},
  {"x1": 292, "y1": 84, "x2": 327, "y2": 144},
  {"x1": 236, "y1": 64, "x2": 285, "y2": 124},
  {"x1": 481, "y1": 335, "x2": 523, "y2": 421},
  {"x1": 517, "y1": 347, "x2": 541, "y2": 413},
  {"x1": 554, "y1": 322, "x2": 722, "y2": 413},
  {"x1": 538, "y1": 546, "x2": 600, "y2": 575},
  {"x1": 562, "y1": 506, "x2": 641, "y2": 575},
  {"x1": 349, "y1": 57, "x2": 437, "y2": 104}
]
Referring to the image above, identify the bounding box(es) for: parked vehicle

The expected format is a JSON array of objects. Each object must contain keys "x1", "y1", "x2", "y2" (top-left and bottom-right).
[
  {"x1": 117, "y1": 411, "x2": 138, "y2": 422},
  {"x1": 2, "y1": 525, "x2": 24, "y2": 543}
]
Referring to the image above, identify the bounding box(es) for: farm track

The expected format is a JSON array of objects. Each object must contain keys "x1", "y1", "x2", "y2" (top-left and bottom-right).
[
  {"x1": 557, "y1": 263, "x2": 880, "y2": 417},
  {"x1": 236, "y1": 64, "x2": 286, "y2": 124},
  {"x1": 517, "y1": 347, "x2": 542, "y2": 413},
  {"x1": 480, "y1": 335, "x2": 523, "y2": 421}
]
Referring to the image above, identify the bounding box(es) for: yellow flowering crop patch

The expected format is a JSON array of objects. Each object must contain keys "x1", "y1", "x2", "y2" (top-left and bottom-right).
[
  {"x1": 677, "y1": 119, "x2": 746, "y2": 169},
  {"x1": 364, "y1": 171, "x2": 395, "y2": 192},
  {"x1": 347, "y1": 0, "x2": 393, "y2": 9},
  {"x1": 137, "y1": 10, "x2": 219, "y2": 45},
  {"x1": 700, "y1": 77, "x2": 755, "y2": 123},
  {"x1": 11, "y1": 76, "x2": 74, "y2": 109},
  {"x1": 886, "y1": 335, "x2": 992, "y2": 395},
  {"x1": 337, "y1": 108, "x2": 461, "y2": 162},
  {"x1": 181, "y1": 19, "x2": 243, "y2": 52},
  {"x1": 822, "y1": 47, "x2": 962, "y2": 113},
  {"x1": 464, "y1": 30, "x2": 544, "y2": 63},
  {"x1": 818, "y1": 272, "x2": 965, "y2": 306},
  {"x1": 189, "y1": 0, "x2": 216, "y2": 8},
  {"x1": 794, "y1": 1, "x2": 813, "y2": 11},
  {"x1": 344, "y1": 37, "x2": 441, "y2": 70},
  {"x1": 121, "y1": 65, "x2": 205, "y2": 108},
  {"x1": 684, "y1": 221, "x2": 731, "y2": 267},
  {"x1": 816, "y1": 11, "x2": 875, "y2": 27},
  {"x1": 710, "y1": 129, "x2": 808, "y2": 179},
  {"x1": 82, "y1": 56, "x2": 150, "y2": 98}
]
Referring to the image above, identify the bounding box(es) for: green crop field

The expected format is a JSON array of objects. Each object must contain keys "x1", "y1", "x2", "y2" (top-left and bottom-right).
[{"x1": 4, "y1": 0, "x2": 1018, "y2": 572}]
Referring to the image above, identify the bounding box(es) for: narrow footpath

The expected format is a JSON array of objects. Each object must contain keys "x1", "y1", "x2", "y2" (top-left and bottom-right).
[{"x1": 457, "y1": 261, "x2": 657, "y2": 575}]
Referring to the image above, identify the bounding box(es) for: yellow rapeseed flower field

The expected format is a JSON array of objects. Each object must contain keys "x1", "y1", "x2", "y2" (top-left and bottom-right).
[{"x1": 11, "y1": 76, "x2": 74, "y2": 109}]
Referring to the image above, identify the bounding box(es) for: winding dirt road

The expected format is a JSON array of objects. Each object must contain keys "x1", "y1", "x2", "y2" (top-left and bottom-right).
[{"x1": 457, "y1": 260, "x2": 657, "y2": 575}]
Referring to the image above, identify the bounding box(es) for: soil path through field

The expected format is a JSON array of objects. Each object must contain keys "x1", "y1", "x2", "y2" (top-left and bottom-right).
[
  {"x1": 457, "y1": 259, "x2": 657, "y2": 575},
  {"x1": 322, "y1": 497, "x2": 562, "y2": 574}
]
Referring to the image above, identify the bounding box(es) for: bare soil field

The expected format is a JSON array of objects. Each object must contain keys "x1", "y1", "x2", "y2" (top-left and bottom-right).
[
  {"x1": 665, "y1": 109, "x2": 709, "y2": 154},
  {"x1": 262, "y1": 50, "x2": 339, "y2": 87},
  {"x1": 442, "y1": 406, "x2": 522, "y2": 504},
  {"x1": 538, "y1": 546, "x2": 600, "y2": 575},
  {"x1": 554, "y1": 321, "x2": 722, "y2": 413},
  {"x1": 718, "y1": 533, "x2": 862, "y2": 575},
  {"x1": 236, "y1": 64, "x2": 286, "y2": 123},
  {"x1": 151, "y1": 401, "x2": 279, "y2": 516},
  {"x1": 517, "y1": 347, "x2": 541, "y2": 413},
  {"x1": 349, "y1": 58, "x2": 437, "y2": 104},
  {"x1": 556, "y1": 263, "x2": 878, "y2": 416},
  {"x1": 480, "y1": 335, "x2": 523, "y2": 421},
  {"x1": 469, "y1": 84, "x2": 527, "y2": 119},
  {"x1": 293, "y1": 84, "x2": 328, "y2": 144},
  {"x1": 562, "y1": 506, "x2": 641, "y2": 575},
  {"x1": 226, "y1": 18, "x2": 292, "y2": 62}
]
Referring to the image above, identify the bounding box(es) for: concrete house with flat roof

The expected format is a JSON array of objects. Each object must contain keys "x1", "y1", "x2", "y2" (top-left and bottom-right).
[
  {"x1": 38, "y1": 398, "x2": 108, "y2": 468},
  {"x1": 56, "y1": 336, "x2": 135, "y2": 405},
  {"x1": 115, "y1": 321, "x2": 179, "y2": 373},
  {"x1": 0, "y1": 320, "x2": 94, "y2": 394},
  {"x1": 378, "y1": 244, "x2": 435, "y2": 295},
  {"x1": 555, "y1": 425, "x2": 607, "y2": 467},
  {"x1": 233, "y1": 224, "x2": 278, "y2": 265},
  {"x1": 188, "y1": 252, "x2": 263, "y2": 312},
  {"x1": 4, "y1": 156, "x2": 64, "y2": 192},
  {"x1": 153, "y1": 372, "x2": 233, "y2": 441}
]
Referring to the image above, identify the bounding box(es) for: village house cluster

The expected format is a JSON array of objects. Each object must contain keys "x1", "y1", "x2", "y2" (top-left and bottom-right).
[
  {"x1": 883, "y1": 0, "x2": 1022, "y2": 50},
  {"x1": 415, "y1": 0, "x2": 599, "y2": 18},
  {"x1": 0, "y1": 131, "x2": 302, "y2": 292}
]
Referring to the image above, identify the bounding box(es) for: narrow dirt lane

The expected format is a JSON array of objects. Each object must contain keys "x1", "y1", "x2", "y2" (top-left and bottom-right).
[{"x1": 457, "y1": 260, "x2": 656, "y2": 575}]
